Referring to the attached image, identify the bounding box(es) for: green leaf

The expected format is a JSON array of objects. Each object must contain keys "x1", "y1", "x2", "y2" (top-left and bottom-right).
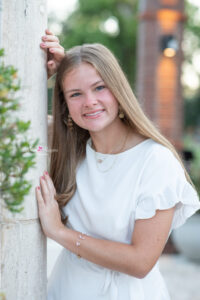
[
  {"x1": 0, "y1": 49, "x2": 39, "y2": 214},
  {"x1": 0, "y1": 48, "x2": 5, "y2": 56}
]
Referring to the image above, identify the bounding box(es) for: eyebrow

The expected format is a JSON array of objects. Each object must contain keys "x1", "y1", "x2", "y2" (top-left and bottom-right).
[{"x1": 64, "y1": 80, "x2": 104, "y2": 94}]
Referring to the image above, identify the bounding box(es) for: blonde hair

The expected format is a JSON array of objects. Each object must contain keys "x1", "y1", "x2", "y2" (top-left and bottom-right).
[{"x1": 50, "y1": 43, "x2": 195, "y2": 224}]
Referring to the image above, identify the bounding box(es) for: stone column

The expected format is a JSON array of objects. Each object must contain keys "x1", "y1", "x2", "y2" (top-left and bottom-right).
[{"x1": 0, "y1": 1, "x2": 47, "y2": 299}]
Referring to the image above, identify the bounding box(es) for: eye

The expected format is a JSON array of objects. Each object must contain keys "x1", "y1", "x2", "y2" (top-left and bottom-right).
[
  {"x1": 70, "y1": 92, "x2": 81, "y2": 98},
  {"x1": 95, "y1": 85, "x2": 105, "y2": 91}
]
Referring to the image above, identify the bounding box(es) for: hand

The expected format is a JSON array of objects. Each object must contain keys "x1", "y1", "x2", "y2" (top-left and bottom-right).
[
  {"x1": 35, "y1": 171, "x2": 65, "y2": 239},
  {"x1": 40, "y1": 29, "x2": 65, "y2": 78}
]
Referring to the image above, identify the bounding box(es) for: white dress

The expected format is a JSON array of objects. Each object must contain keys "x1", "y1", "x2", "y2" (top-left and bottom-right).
[{"x1": 47, "y1": 138, "x2": 200, "y2": 300}]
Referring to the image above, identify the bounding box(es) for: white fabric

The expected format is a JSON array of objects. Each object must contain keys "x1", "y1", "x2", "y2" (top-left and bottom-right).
[{"x1": 47, "y1": 138, "x2": 200, "y2": 300}]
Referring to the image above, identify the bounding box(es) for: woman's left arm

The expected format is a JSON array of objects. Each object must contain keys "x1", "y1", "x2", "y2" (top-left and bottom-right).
[
  {"x1": 36, "y1": 172, "x2": 175, "y2": 279},
  {"x1": 56, "y1": 208, "x2": 174, "y2": 279}
]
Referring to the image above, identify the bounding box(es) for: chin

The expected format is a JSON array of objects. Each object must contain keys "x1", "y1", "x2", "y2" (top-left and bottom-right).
[
  {"x1": 87, "y1": 124, "x2": 108, "y2": 133},
  {"x1": 77, "y1": 121, "x2": 106, "y2": 132},
  {"x1": 88, "y1": 127, "x2": 105, "y2": 133},
  {"x1": 77, "y1": 118, "x2": 117, "y2": 133}
]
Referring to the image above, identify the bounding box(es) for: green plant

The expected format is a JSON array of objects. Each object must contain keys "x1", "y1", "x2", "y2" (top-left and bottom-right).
[{"x1": 0, "y1": 49, "x2": 39, "y2": 213}]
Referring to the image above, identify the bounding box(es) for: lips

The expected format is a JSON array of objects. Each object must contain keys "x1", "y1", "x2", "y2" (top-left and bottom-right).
[{"x1": 83, "y1": 109, "x2": 105, "y2": 118}]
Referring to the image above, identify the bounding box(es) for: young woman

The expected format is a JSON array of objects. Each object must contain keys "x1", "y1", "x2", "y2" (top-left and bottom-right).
[{"x1": 36, "y1": 29, "x2": 200, "y2": 300}]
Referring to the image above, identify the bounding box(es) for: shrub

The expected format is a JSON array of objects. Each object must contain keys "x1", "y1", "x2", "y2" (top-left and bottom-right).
[{"x1": 0, "y1": 49, "x2": 38, "y2": 213}]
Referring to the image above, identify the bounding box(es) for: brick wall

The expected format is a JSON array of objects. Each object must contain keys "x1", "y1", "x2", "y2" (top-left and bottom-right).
[
  {"x1": 136, "y1": 0, "x2": 185, "y2": 253},
  {"x1": 136, "y1": 0, "x2": 185, "y2": 150}
]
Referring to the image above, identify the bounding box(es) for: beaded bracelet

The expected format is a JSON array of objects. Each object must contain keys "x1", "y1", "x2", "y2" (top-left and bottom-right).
[{"x1": 76, "y1": 233, "x2": 86, "y2": 258}]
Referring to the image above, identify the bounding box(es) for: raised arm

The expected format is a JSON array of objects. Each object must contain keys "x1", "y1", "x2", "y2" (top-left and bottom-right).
[
  {"x1": 40, "y1": 29, "x2": 65, "y2": 78},
  {"x1": 40, "y1": 30, "x2": 64, "y2": 159}
]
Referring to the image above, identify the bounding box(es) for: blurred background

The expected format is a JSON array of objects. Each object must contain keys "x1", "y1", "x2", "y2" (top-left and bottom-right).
[
  {"x1": 47, "y1": 1, "x2": 200, "y2": 299},
  {"x1": 48, "y1": 0, "x2": 200, "y2": 196}
]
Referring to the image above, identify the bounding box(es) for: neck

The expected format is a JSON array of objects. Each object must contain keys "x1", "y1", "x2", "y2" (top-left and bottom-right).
[{"x1": 90, "y1": 121, "x2": 130, "y2": 154}]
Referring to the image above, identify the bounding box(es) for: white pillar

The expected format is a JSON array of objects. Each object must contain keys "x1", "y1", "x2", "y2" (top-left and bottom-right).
[{"x1": 0, "y1": 1, "x2": 47, "y2": 299}]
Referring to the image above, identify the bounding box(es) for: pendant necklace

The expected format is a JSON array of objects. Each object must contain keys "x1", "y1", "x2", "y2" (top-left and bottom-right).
[{"x1": 91, "y1": 129, "x2": 130, "y2": 173}]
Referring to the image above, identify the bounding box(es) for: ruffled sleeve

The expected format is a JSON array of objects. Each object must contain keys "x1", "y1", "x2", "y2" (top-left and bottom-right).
[{"x1": 135, "y1": 145, "x2": 200, "y2": 230}]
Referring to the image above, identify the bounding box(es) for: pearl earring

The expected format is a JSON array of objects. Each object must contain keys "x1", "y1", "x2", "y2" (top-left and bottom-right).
[
  {"x1": 118, "y1": 109, "x2": 125, "y2": 119},
  {"x1": 64, "y1": 114, "x2": 74, "y2": 130}
]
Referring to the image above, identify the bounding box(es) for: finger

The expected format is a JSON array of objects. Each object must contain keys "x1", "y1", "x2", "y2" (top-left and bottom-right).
[
  {"x1": 45, "y1": 29, "x2": 54, "y2": 35},
  {"x1": 42, "y1": 35, "x2": 59, "y2": 43},
  {"x1": 40, "y1": 41, "x2": 60, "y2": 49},
  {"x1": 47, "y1": 60, "x2": 56, "y2": 67},
  {"x1": 47, "y1": 61, "x2": 58, "y2": 76},
  {"x1": 49, "y1": 46, "x2": 64, "y2": 53},
  {"x1": 47, "y1": 62, "x2": 56, "y2": 74},
  {"x1": 44, "y1": 172, "x2": 56, "y2": 195},
  {"x1": 40, "y1": 176, "x2": 51, "y2": 203},
  {"x1": 43, "y1": 172, "x2": 56, "y2": 198},
  {"x1": 35, "y1": 186, "x2": 45, "y2": 209},
  {"x1": 48, "y1": 48, "x2": 65, "y2": 62}
]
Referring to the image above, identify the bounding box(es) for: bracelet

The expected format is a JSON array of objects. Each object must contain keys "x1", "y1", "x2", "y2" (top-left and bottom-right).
[{"x1": 76, "y1": 233, "x2": 86, "y2": 258}]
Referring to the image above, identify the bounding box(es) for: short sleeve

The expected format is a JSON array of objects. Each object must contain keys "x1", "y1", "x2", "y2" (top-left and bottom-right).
[{"x1": 135, "y1": 146, "x2": 200, "y2": 230}]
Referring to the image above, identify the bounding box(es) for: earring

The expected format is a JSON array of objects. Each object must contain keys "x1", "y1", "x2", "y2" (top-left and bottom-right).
[
  {"x1": 65, "y1": 114, "x2": 74, "y2": 130},
  {"x1": 118, "y1": 108, "x2": 125, "y2": 119}
]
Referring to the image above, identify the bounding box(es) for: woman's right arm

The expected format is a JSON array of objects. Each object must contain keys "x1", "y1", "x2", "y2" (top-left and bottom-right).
[
  {"x1": 40, "y1": 29, "x2": 65, "y2": 161},
  {"x1": 40, "y1": 29, "x2": 65, "y2": 79}
]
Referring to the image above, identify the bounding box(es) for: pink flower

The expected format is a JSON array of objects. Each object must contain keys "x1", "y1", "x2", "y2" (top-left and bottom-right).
[{"x1": 37, "y1": 146, "x2": 43, "y2": 152}]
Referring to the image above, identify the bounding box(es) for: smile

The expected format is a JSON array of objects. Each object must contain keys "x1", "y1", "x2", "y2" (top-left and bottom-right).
[{"x1": 83, "y1": 110, "x2": 105, "y2": 118}]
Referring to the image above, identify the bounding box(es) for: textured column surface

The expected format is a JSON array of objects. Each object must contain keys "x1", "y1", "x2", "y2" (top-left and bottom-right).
[{"x1": 0, "y1": 1, "x2": 48, "y2": 299}]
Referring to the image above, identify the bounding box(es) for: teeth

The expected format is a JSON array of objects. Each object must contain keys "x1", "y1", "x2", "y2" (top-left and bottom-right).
[{"x1": 85, "y1": 110, "x2": 103, "y2": 116}]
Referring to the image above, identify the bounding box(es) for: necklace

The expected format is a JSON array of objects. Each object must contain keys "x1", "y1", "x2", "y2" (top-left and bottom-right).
[{"x1": 91, "y1": 128, "x2": 130, "y2": 172}]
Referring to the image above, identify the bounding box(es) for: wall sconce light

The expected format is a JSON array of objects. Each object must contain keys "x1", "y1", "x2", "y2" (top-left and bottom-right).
[{"x1": 160, "y1": 34, "x2": 179, "y2": 57}]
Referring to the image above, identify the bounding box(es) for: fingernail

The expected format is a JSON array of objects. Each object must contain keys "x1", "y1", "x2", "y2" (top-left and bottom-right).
[
  {"x1": 42, "y1": 36, "x2": 47, "y2": 40},
  {"x1": 41, "y1": 176, "x2": 45, "y2": 180},
  {"x1": 41, "y1": 43, "x2": 46, "y2": 47},
  {"x1": 37, "y1": 186, "x2": 40, "y2": 190},
  {"x1": 44, "y1": 171, "x2": 48, "y2": 175},
  {"x1": 50, "y1": 48, "x2": 54, "y2": 52}
]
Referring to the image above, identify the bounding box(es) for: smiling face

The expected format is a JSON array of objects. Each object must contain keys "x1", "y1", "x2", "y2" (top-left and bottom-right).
[{"x1": 62, "y1": 62, "x2": 121, "y2": 134}]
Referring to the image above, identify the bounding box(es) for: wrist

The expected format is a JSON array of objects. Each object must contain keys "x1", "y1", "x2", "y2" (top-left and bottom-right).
[
  {"x1": 50, "y1": 224, "x2": 67, "y2": 243},
  {"x1": 51, "y1": 227, "x2": 87, "y2": 259}
]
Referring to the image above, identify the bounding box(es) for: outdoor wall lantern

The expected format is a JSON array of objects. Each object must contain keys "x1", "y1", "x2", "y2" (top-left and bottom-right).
[{"x1": 160, "y1": 34, "x2": 179, "y2": 57}]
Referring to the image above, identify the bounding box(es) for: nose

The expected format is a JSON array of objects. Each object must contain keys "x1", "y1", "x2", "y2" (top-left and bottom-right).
[{"x1": 83, "y1": 91, "x2": 98, "y2": 107}]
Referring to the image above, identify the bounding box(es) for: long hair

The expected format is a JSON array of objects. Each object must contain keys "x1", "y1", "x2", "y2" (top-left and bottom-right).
[{"x1": 50, "y1": 43, "x2": 195, "y2": 224}]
